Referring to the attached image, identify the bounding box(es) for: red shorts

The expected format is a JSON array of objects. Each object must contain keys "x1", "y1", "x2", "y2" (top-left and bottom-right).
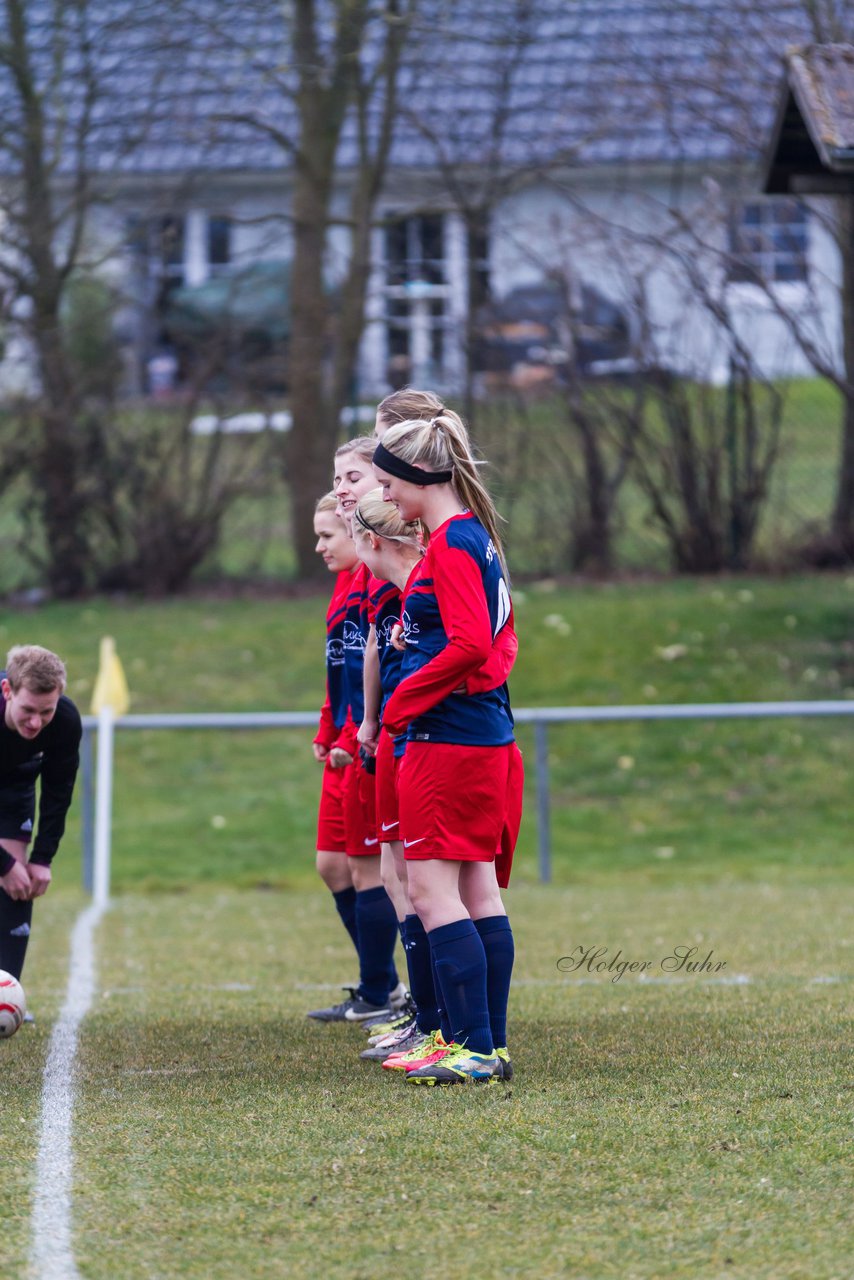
[
  {"x1": 375, "y1": 728, "x2": 402, "y2": 842},
  {"x1": 316, "y1": 760, "x2": 347, "y2": 853},
  {"x1": 344, "y1": 755, "x2": 380, "y2": 858},
  {"x1": 398, "y1": 741, "x2": 524, "y2": 887}
]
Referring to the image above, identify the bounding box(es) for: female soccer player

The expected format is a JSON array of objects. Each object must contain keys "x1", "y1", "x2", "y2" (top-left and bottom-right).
[
  {"x1": 306, "y1": 493, "x2": 362, "y2": 1017},
  {"x1": 372, "y1": 411, "x2": 523, "y2": 1085},
  {"x1": 350, "y1": 490, "x2": 434, "y2": 1060},
  {"x1": 373, "y1": 388, "x2": 444, "y2": 441},
  {"x1": 307, "y1": 441, "x2": 403, "y2": 1023}
]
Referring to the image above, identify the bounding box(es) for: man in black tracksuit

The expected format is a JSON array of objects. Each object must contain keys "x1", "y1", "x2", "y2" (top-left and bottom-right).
[{"x1": 0, "y1": 645, "x2": 81, "y2": 982}]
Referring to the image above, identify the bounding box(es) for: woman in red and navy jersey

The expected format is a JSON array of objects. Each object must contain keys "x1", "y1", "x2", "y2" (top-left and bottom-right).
[
  {"x1": 306, "y1": 492, "x2": 363, "y2": 1018},
  {"x1": 372, "y1": 411, "x2": 523, "y2": 1085}
]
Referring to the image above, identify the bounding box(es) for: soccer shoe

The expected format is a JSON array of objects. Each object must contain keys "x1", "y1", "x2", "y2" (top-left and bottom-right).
[
  {"x1": 383, "y1": 1029, "x2": 449, "y2": 1072},
  {"x1": 388, "y1": 981, "x2": 409, "y2": 1011},
  {"x1": 363, "y1": 997, "x2": 416, "y2": 1036},
  {"x1": 405, "y1": 1045, "x2": 503, "y2": 1086},
  {"x1": 306, "y1": 987, "x2": 386, "y2": 1023},
  {"x1": 367, "y1": 1011, "x2": 416, "y2": 1046},
  {"x1": 496, "y1": 1047, "x2": 513, "y2": 1081},
  {"x1": 360, "y1": 1020, "x2": 424, "y2": 1061},
  {"x1": 343, "y1": 994, "x2": 393, "y2": 1023}
]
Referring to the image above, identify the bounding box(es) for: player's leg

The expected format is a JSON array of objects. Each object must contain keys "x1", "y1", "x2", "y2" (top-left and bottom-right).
[
  {"x1": 401, "y1": 745, "x2": 504, "y2": 1084},
  {"x1": 306, "y1": 764, "x2": 360, "y2": 1021},
  {"x1": 0, "y1": 838, "x2": 34, "y2": 981},
  {"x1": 462, "y1": 861, "x2": 514, "y2": 1074},
  {"x1": 339, "y1": 760, "x2": 401, "y2": 1018},
  {"x1": 315, "y1": 761, "x2": 357, "y2": 948}
]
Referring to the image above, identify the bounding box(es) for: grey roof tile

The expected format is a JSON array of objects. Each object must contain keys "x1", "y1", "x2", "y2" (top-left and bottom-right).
[{"x1": 0, "y1": 0, "x2": 816, "y2": 180}]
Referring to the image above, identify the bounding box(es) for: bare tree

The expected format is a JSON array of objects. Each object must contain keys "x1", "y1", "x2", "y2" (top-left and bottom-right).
[
  {"x1": 179, "y1": 0, "x2": 418, "y2": 577},
  {"x1": 0, "y1": 1, "x2": 278, "y2": 595}
]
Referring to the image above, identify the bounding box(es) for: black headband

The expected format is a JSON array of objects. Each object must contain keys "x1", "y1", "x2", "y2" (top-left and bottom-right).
[{"x1": 373, "y1": 441, "x2": 453, "y2": 486}]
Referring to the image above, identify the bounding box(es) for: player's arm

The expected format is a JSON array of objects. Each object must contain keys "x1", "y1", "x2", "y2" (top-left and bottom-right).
[
  {"x1": 464, "y1": 605, "x2": 518, "y2": 694},
  {"x1": 29, "y1": 708, "x2": 82, "y2": 882},
  {"x1": 359, "y1": 625, "x2": 381, "y2": 756},
  {"x1": 329, "y1": 716, "x2": 357, "y2": 767},
  {"x1": 314, "y1": 695, "x2": 337, "y2": 760},
  {"x1": 382, "y1": 547, "x2": 493, "y2": 734}
]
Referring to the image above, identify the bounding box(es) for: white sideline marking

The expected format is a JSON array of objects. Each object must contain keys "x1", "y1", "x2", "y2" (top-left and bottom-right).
[{"x1": 30, "y1": 901, "x2": 106, "y2": 1280}]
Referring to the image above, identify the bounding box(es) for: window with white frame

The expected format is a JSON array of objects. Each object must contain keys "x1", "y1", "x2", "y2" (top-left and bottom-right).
[
  {"x1": 383, "y1": 212, "x2": 450, "y2": 385},
  {"x1": 728, "y1": 198, "x2": 809, "y2": 285}
]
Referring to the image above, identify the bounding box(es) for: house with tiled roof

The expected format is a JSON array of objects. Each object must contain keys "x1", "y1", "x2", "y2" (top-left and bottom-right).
[{"x1": 0, "y1": 0, "x2": 846, "y2": 396}]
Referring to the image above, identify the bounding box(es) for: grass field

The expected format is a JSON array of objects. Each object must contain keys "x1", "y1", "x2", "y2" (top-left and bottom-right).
[{"x1": 1, "y1": 573, "x2": 852, "y2": 1278}]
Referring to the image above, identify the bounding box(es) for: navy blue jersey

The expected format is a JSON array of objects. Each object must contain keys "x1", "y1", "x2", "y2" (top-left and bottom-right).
[
  {"x1": 382, "y1": 514, "x2": 515, "y2": 747},
  {"x1": 341, "y1": 562, "x2": 370, "y2": 727},
  {"x1": 368, "y1": 575, "x2": 409, "y2": 759},
  {"x1": 369, "y1": 577, "x2": 405, "y2": 716},
  {"x1": 317, "y1": 570, "x2": 355, "y2": 745}
]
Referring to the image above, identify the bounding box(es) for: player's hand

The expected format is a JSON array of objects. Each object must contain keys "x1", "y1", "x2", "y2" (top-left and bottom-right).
[
  {"x1": 357, "y1": 718, "x2": 379, "y2": 756},
  {"x1": 312, "y1": 742, "x2": 330, "y2": 763},
  {"x1": 328, "y1": 747, "x2": 354, "y2": 769},
  {"x1": 27, "y1": 863, "x2": 51, "y2": 898},
  {"x1": 1, "y1": 860, "x2": 33, "y2": 901},
  {"x1": 390, "y1": 624, "x2": 405, "y2": 652}
]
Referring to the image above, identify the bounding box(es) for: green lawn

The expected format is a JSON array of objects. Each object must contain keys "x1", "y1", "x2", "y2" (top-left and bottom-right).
[
  {"x1": 0, "y1": 572, "x2": 846, "y2": 891},
  {"x1": 0, "y1": 573, "x2": 851, "y2": 1278},
  {"x1": 3, "y1": 880, "x2": 852, "y2": 1279}
]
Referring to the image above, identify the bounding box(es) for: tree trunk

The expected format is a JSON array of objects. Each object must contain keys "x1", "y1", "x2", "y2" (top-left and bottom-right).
[
  {"x1": 32, "y1": 301, "x2": 91, "y2": 597},
  {"x1": 287, "y1": 167, "x2": 340, "y2": 579},
  {"x1": 832, "y1": 197, "x2": 854, "y2": 557}
]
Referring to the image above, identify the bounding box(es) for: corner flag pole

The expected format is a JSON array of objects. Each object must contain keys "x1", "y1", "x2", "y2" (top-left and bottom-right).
[{"x1": 91, "y1": 637, "x2": 130, "y2": 907}]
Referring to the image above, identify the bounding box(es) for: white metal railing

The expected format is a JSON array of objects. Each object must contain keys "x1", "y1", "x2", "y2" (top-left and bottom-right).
[{"x1": 78, "y1": 700, "x2": 854, "y2": 889}]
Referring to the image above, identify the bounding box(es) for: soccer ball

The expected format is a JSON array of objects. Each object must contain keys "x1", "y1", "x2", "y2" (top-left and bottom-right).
[{"x1": 0, "y1": 970, "x2": 26, "y2": 1038}]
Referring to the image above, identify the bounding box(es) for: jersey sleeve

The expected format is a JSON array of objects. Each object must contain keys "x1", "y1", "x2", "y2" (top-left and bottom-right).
[
  {"x1": 464, "y1": 606, "x2": 518, "y2": 694},
  {"x1": 332, "y1": 717, "x2": 359, "y2": 756},
  {"x1": 382, "y1": 545, "x2": 494, "y2": 734},
  {"x1": 314, "y1": 694, "x2": 338, "y2": 749},
  {"x1": 30, "y1": 704, "x2": 82, "y2": 864}
]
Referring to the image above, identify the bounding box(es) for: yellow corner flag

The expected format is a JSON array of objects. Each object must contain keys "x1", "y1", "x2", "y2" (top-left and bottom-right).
[{"x1": 91, "y1": 636, "x2": 130, "y2": 716}]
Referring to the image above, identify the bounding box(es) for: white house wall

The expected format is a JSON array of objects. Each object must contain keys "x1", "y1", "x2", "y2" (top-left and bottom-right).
[{"x1": 490, "y1": 172, "x2": 838, "y2": 385}]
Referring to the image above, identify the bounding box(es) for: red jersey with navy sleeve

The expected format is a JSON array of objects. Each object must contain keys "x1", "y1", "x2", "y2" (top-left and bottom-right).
[
  {"x1": 315, "y1": 570, "x2": 355, "y2": 750},
  {"x1": 382, "y1": 513, "x2": 515, "y2": 746}
]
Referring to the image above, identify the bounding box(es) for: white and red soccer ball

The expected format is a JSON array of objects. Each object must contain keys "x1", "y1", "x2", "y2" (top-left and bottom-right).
[{"x1": 0, "y1": 970, "x2": 26, "y2": 1038}]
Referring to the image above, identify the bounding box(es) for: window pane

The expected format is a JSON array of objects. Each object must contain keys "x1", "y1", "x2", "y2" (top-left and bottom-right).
[{"x1": 208, "y1": 216, "x2": 231, "y2": 266}]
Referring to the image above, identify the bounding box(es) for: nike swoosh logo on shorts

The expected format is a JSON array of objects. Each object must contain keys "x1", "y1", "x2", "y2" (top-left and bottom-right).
[
  {"x1": 364, "y1": 837, "x2": 379, "y2": 846},
  {"x1": 381, "y1": 821, "x2": 399, "y2": 831},
  {"x1": 403, "y1": 837, "x2": 426, "y2": 848}
]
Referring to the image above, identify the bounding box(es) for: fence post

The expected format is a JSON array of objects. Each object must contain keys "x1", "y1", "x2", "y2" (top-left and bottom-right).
[
  {"x1": 93, "y1": 707, "x2": 115, "y2": 907},
  {"x1": 81, "y1": 724, "x2": 95, "y2": 892},
  {"x1": 534, "y1": 719, "x2": 552, "y2": 883}
]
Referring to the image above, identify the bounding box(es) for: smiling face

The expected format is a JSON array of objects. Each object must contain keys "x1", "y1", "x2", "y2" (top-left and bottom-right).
[
  {"x1": 372, "y1": 462, "x2": 425, "y2": 524},
  {"x1": 2, "y1": 678, "x2": 61, "y2": 739},
  {"x1": 314, "y1": 509, "x2": 357, "y2": 574},
  {"x1": 334, "y1": 450, "x2": 377, "y2": 528}
]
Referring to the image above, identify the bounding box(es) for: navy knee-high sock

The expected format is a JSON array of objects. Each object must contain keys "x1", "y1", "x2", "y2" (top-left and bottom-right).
[
  {"x1": 474, "y1": 914, "x2": 515, "y2": 1048},
  {"x1": 431, "y1": 945, "x2": 452, "y2": 1042},
  {"x1": 402, "y1": 914, "x2": 440, "y2": 1034},
  {"x1": 0, "y1": 891, "x2": 32, "y2": 981},
  {"x1": 355, "y1": 887, "x2": 399, "y2": 1006},
  {"x1": 428, "y1": 918, "x2": 493, "y2": 1055},
  {"x1": 332, "y1": 887, "x2": 359, "y2": 955}
]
